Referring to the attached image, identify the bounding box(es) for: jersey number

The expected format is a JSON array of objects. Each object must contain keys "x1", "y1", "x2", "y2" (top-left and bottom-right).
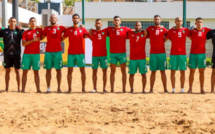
[
  {"x1": 10, "y1": 33, "x2": 13, "y2": 39},
  {"x1": 53, "y1": 29, "x2": 57, "y2": 34},
  {"x1": 198, "y1": 31, "x2": 202, "y2": 37},
  {"x1": 98, "y1": 34, "x2": 102, "y2": 40},
  {"x1": 155, "y1": 30, "x2": 160, "y2": 35},
  {"x1": 178, "y1": 32, "x2": 182, "y2": 38},
  {"x1": 74, "y1": 31, "x2": 77, "y2": 36},
  {"x1": 136, "y1": 36, "x2": 139, "y2": 42},
  {"x1": 33, "y1": 33, "x2": 37, "y2": 38},
  {"x1": 116, "y1": 30, "x2": 120, "y2": 35}
]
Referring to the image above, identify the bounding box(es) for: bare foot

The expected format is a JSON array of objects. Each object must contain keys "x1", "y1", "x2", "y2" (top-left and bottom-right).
[
  {"x1": 142, "y1": 90, "x2": 146, "y2": 94},
  {"x1": 187, "y1": 89, "x2": 192, "y2": 94},
  {"x1": 164, "y1": 89, "x2": 169, "y2": 93},
  {"x1": 82, "y1": 89, "x2": 86, "y2": 93},
  {"x1": 130, "y1": 89, "x2": 134, "y2": 93},
  {"x1": 103, "y1": 89, "x2": 108, "y2": 93},
  {"x1": 123, "y1": 89, "x2": 126, "y2": 93},
  {"x1": 68, "y1": 89, "x2": 72, "y2": 94},
  {"x1": 211, "y1": 90, "x2": 214, "y2": 94},
  {"x1": 5, "y1": 89, "x2": 8, "y2": 92},
  {"x1": 36, "y1": 90, "x2": 41, "y2": 93},
  {"x1": 21, "y1": 89, "x2": 25, "y2": 93},
  {"x1": 111, "y1": 89, "x2": 114, "y2": 93},
  {"x1": 201, "y1": 90, "x2": 205, "y2": 94},
  {"x1": 57, "y1": 89, "x2": 62, "y2": 93},
  {"x1": 149, "y1": 90, "x2": 153, "y2": 93}
]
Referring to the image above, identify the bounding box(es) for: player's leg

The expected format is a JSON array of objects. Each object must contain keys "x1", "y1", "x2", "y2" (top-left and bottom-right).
[
  {"x1": 139, "y1": 59, "x2": 147, "y2": 93},
  {"x1": 180, "y1": 70, "x2": 185, "y2": 93},
  {"x1": 119, "y1": 53, "x2": 127, "y2": 93},
  {"x1": 5, "y1": 68, "x2": 10, "y2": 92},
  {"x1": 80, "y1": 67, "x2": 86, "y2": 93},
  {"x1": 92, "y1": 57, "x2": 99, "y2": 92},
  {"x1": 32, "y1": 54, "x2": 41, "y2": 93},
  {"x1": 149, "y1": 54, "x2": 157, "y2": 93},
  {"x1": 44, "y1": 52, "x2": 54, "y2": 93},
  {"x1": 53, "y1": 52, "x2": 63, "y2": 93},
  {"x1": 100, "y1": 57, "x2": 108, "y2": 92},
  {"x1": 188, "y1": 54, "x2": 197, "y2": 93},
  {"x1": 211, "y1": 69, "x2": 215, "y2": 93},
  {"x1": 76, "y1": 54, "x2": 86, "y2": 93},
  {"x1": 158, "y1": 53, "x2": 168, "y2": 93},
  {"x1": 109, "y1": 53, "x2": 118, "y2": 92},
  {"x1": 67, "y1": 54, "x2": 76, "y2": 93},
  {"x1": 21, "y1": 54, "x2": 31, "y2": 93},
  {"x1": 13, "y1": 55, "x2": 21, "y2": 92},
  {"x1": 199, "y1": 68, "x2": 205, "y2": 94},
  {"x1": 129, "y1": 60, "x2": 138, "y2": 93},
  {"x1": 170, "y1": 70, "x2": 176, "y2": 93},
  {"x1": 14, "y1": 69, "x2": 20, "y2": 92}
]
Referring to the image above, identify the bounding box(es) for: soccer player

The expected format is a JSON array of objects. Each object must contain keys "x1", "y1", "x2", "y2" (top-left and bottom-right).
[
  {"x1": 107, "y1": 16, "x2": 132, "y2": 93},
  {"x1": 188, "y1": 17, "x2": 211, "y2": 94},
  {"x1": 207, "y1": 29, "x2": 215, "y2": 93},
  {"x1": 0, "y1": 17, "x2": 24, "y2": 92},
  {"x1": 61, "y1": 14, "x2": 89, "y2": 93},
  {"x1": 21, "y1": 17, "x2": 43, "y2": 93},
  {"x1": 41, "y1": 14, "x2": 66, "y2": 93},
  {"x1": 165, "y1": 17, "x2": 190, "y2": 93},
  {"x1": 146, "y1": 15, "x2": 168, "y2": 93},
  {"x1": 127, "y1": 22, "x2": 147, "y2": 93},
  {"x1": 89, "y1": 19, "x2": 108, "y2": 93}
]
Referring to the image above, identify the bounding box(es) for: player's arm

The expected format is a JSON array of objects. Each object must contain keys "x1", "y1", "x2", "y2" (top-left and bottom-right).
[
  {"x1": 22, "y1": 38, "x2": 40, "y2": 46},
  {"x1": 206, "y1": 30, "x2": 212, "y2": 40},
  {"x1": 61, "y1": 29, "x2": 68, "y2": 42}
]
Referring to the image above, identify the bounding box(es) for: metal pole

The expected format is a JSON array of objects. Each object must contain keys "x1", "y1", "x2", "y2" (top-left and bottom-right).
[
  {"x1": 2, "y1": 0, "x2": 8, "y2": 28},
  {"x1": 183, "y1": 0, "x2": 186, "y2": 27},
  {"x1": 12, "y1": 0, "x2": 19, "y2": 25},
  {"x1": 82, "y1": 0, "x2": 85, "y2": 25}
]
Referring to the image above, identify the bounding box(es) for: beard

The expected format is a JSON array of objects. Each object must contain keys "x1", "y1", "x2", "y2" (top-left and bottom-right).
[{"x1": 51, "y1": 22, "x2": 56, "y2": 25}]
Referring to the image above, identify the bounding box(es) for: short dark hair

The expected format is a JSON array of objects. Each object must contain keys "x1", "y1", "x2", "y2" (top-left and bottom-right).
[
  {"x1": 29, "y1": 17, "x2": 36, "y2": 22},
  {"x1": 113, "y1": 16, "x2": 121, "y2": 19},
  {"x1": 73, "y1": 14, "x2": 80, "y2": 18},
  {"x1": 154, "y1": 15, "x2": 161, "y2": 18},
  {"x1": 196, "y1": 17, "x2": 203, "y2": 22},
  {"x1": 9, "y1": 17, "x2": 16, "y2": 20},
  {"x1": 95, "y1": 18, "x2": 102, "y2": 22}
]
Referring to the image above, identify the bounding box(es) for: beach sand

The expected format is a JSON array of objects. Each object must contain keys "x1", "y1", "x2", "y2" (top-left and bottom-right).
[{"x1": 0, "y1": 66, "x2": 215, "y2": 134}]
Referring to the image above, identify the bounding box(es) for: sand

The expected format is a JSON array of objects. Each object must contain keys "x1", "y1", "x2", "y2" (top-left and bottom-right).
[{"x1": 0, "y1": 66, "x2": 215, "y2": 134}]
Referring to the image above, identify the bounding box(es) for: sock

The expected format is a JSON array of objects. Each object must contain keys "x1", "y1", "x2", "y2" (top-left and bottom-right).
[
  {"x1": 47, "y1": 87, "x2": 51, "y2": 92},
  {"x1": 172, "y1": 88, "x2": 176, "y2": 92},
  {"x1": 181, "y1": 88, "x2": 184, "y2": 92}
]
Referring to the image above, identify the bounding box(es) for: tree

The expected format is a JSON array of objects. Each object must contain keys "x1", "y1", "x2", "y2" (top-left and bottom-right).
[
  {"x1": 29, "y1": 0, "x2": 42, "y2": 3},
  {"x1": 63, "y1": 0, "x2": 80, "y2": 6}
]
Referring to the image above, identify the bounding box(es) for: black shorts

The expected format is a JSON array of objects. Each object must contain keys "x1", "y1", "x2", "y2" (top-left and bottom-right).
[{"x1": 3, "y1": 54, "x2": 21, "y2": 69}]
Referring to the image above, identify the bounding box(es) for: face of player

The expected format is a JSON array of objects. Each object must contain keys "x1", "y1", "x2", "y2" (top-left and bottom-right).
[
  {"x1": 113, "y1": 18, "x2": 121, "y2": 27},
  {"x1": 154, "y1": 17, "x2": 161, "y2": 26},
  {"x1": 49, "y1": 15, "x2": 58, "y2": 25},
  {"x1": 29, "y1": 19, "x2": 37, "y2": 28},
  {"x1": 135, "y1": 22, "x2": 142, "y2": 32},
  {"x1": 9, "y1": 18, "x2": 17, "y2": 29},
  {"x1": 175, "y1": 18, "x2": 183, "y2": 28},
  {"x1": 95, "y1": 20, "x2": 102, "y2": 30},
  {"x1": 195, "y1": 19, "x2": 203, "y2": 29},
  {"x1": 73, "y1": 16, "x2": 79, "y2": 25}
]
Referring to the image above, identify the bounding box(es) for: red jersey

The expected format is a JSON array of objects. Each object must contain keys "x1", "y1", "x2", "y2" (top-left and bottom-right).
[
  {"x1": 42, "y1": 25, "x2": 66, "y2": 52},
  {"x1": 190, "y1": 27, "x2": 211, "y2": 54},
  {"x1": 63, "y1": 27, "x2": 88, "y2": 55},
  {"x1": 107, "y1": 26, "x2": 132, "y2": 53},
  {"x1": 166, "y1": 27, "x2": 190, "y2": 55},
  {"x1": 91, "y1": 29, "x2": 108, "y2": 57},
  {"x1": 146, "y1": 26, "x2": 168, "y2": 54},
  {"x1": 127, "y1": 31, "x2": 146, "y2": 60},
  {"x1": 22, "y1": 28, "x2": 42, "y2": 54}
]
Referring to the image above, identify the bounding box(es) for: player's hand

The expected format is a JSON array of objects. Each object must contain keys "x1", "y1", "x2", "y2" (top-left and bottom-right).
[
  {"x1": 80, "y1": 24, "x2": 85, "y2": 28},
  {"x1": 89, "y1": 29, "x2": 93, "y2": 35},
  {"x1": 37, "y1": 25, "x2": 43, "y2": 29},
  {"x1": 143, "y1": 29, "x2": 147, "y2": 36},
  {"x1": 57, "y1": 24, "x2": 60, "y2": 26},
  {"x1": 17, "y1": 26, "x2": 23, "y2": 30},
  {"x1": 160, "y1": 25, "x2": 164, "y2": 28},
  {"x1": 33, "y1": 37, "x2": 40, "y2": 42},
  {"x1": 171, "y1": 26, "x2": 176, "y2": 29}
]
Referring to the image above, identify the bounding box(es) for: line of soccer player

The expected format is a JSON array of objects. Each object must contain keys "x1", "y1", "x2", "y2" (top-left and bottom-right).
[{"x1": 0, "y1": 14, "x2": 215, "y2": 94}]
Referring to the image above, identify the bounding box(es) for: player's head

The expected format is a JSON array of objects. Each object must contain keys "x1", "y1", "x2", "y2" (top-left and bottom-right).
[
  {"x1": 154, "y1": 15, "x2": 161, "y2": 26},
  {"x1": 195, "y1": 17, "x2": 203, "y2": 29},
  {"x1": 175, "y1": 17, "x2": 183, "y2": 28},
  {"x1": 135, "y1": 21, "x2": 142, "y2": 31},
  {"x1": 49, "y1": 14, "x2": 58, "y2": 25},
  {"x1": 95, "y1": 19, "x2": 103, "y2": 30},
  {"x1": 72, "y1": 14, "x2": 80, "y2": 25},
  {"x1": 8, "y1": 17, "x2": 17, "y2": 27},
  {"x1": 29, "y1": 17, "x2": 37, "y2": 27},
  {"x1": 113, "y1": 16, "x2": 121, "y2": 27}
]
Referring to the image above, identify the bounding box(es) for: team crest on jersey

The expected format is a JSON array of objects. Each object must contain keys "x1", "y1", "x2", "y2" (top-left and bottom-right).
[
  {"x1": 120, "y1": 29, "x2": 123, "y2": 31},
  {"x1": 203, "y1": 30, "x2": 205, "y2": 32},
  {"x1": 141, "y1": 34, "x2": 144, "y2": 37},
  {"x1": 37, "y1": 31, "x2": 39, "y2": 34},
  {"x1": 57, "y1": 27, "x2": 60, "y2": 30},
  {"x1": 183, "y1": 30, "x2": 185, "y2": 33},
  {"x1": 160, "y1": 29, "x2": 163, "y2": 32},
  {"x1": 79, "y1": 30, "x2": 82, "y2": 33},
  {"x1": 102, "y1": 32, "x2": 104, "y2": 35}
]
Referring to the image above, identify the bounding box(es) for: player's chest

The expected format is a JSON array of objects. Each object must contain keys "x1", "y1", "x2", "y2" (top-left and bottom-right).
[
  {"x1": 192, "y1": 30, "x2": 206, "y2": 38},
  {"x1": 172, "y1": 30, "x2": 186, "y2": 38},
  {"x1": 4, "y1": 31, "x2": 19, "y2": 39},
  {"x1": 92, "y1": 31, "x2": 106, "y2": 40},
  {"x1": 150, "y1": 28, "x2": 165, "y2": 36},
  {"x1": 131, "y1": 34, "x2": 145, "y2": 42},
  {"x1": 110, "y1": 28, "x2": 126, "y2": 36},
  {"x1": 47, "y1": 27, "x2": 62, "y2": 35},
  {"x1": 27, "y1": 31, "x2": 40, "y2": 39}
]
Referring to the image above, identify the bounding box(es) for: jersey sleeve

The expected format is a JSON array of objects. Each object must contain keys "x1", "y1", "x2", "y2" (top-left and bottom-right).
[
  {"x1": 185, "y1": 28, "x2": 191, "y2": 37},
  {"x1": 22, "y1": 31, "x2": 27, "y2": 41},
  {"x1": 166, "y1": 30, "x2": 171, "y2": 40},
  {"x1": 42, "y1": 27, "x2": 47, "y2": 37},
  {"x1": 206, "y1": 27, "x2": 212, "y2": 34},
  {"x1": 63, "y1": 28, "x2": 69, "y2": 38},
  {"x1": 146, "y1": 27, "x2": 150, "y2": 38},
  {"x1": 206, "y1": 30, "x2": 212, "y2": 40},
  {"x1": 61, "y1": 26, "x2": 66, "y2": 33},
  {"x1": 105, "y1": 27, "x2": 110, "y2": 36},
  {"x1": 0, "y1": 29, "x2": 3, "y2": 37},
  {"x1": 164, "y1": 28, "x2": 168, "y2": 36},
  {"x1": 126, "y1": 27, "x2": 132, "y2": 32},
  {"x1": 126, "y1": 31, "x2": 131, "y2": 39}
]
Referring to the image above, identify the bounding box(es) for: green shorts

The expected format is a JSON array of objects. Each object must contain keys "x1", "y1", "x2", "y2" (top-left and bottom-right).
[
  {"x1": 68, "y1": 54, "x2": 85, "y2": 67},
  {"x1": 44, "y1": 51, "x2": 63, "y2": 70},
  {"x1": 169, "y1": 55, "x2": 187, "y2": 70},
  {"x1": 188, "y1": 53, "x2": 206, "y2": 69},
  {"x1": 149, "y1": 53, "x2": 167, "y2": 71},
  {"x1": 92, "y1": 56, "x2": 108, "y2": 69},
  {"x1": 129, "y1": 59, "x2": 147, "y2": 74},
  {"x1": 110, "y1": 53, "x2": 127, "y2": 65},
  {"x1": 21, "y1": 54, "x2": 40, "y2": 70}
]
